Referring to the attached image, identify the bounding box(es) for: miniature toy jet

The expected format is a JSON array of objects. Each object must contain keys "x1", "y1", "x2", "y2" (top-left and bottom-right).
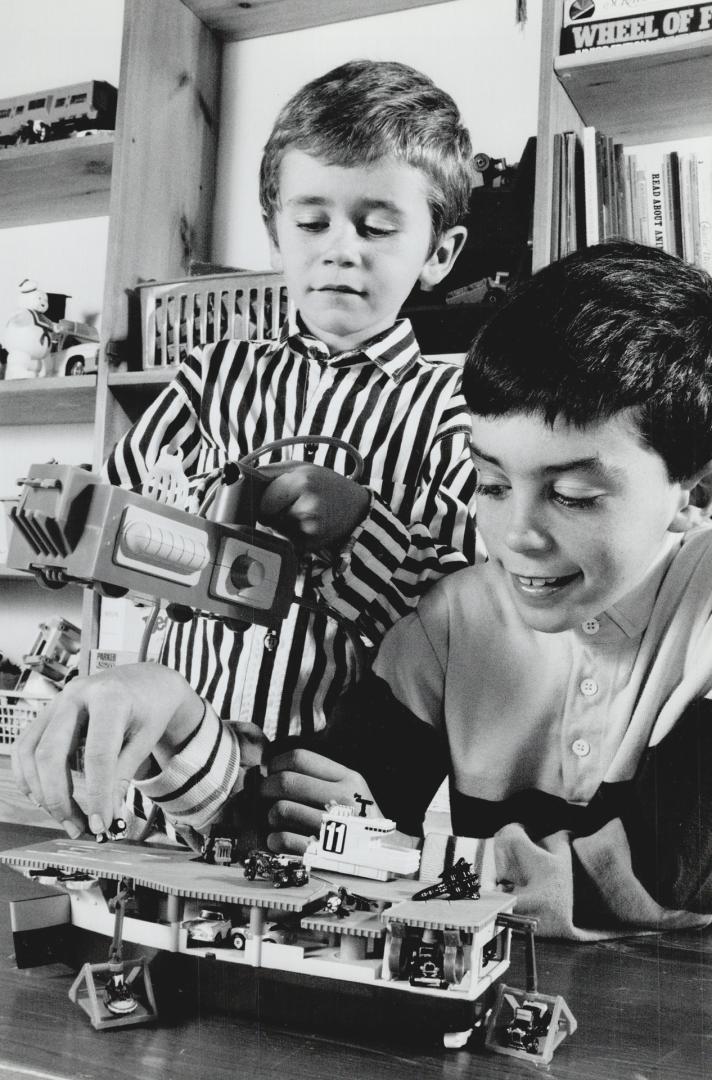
[{"x1": 411, "y1": 857, "x2": 481, "y2": 901}]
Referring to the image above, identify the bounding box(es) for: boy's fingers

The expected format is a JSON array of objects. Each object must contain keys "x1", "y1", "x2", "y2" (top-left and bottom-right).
[
  {"x1": 80, "y1": 695, "x2": 131, "y2": 835},
  {"x1": 267, "y1": 830, "x2": 310, "y2": 856},
  {"x1": 13, "y1": 692, "x2": 87, "y2": 831},
  {"x1": 267, "y1": 798, "x2": 323, "y2": 836},
  {"x1": 261, "y1": 769, "x2": 337, "y2": 808},
  {"x1": 259, "y1": 471, "x2": 307, "y2": 519},
  {"x1": 233, "y1": 721, "x2": 269, "y2": 770},
  {"x1": 267, "y1": 748, "x2": 355, "y2": 782}
]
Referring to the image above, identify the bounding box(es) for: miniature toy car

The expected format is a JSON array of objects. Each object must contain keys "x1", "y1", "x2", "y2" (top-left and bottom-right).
[
  {"x1": 103, "y1": 970, "x2": 138, "y2": 1015},
  {"x1": 51, "y1": 319, "x2": 100, "y2": 375},
  {"x1": 408, "y1": 935, "x2": 448, "y2": 990},
  {"x1": 445, "y1": 271, "x2": 510, "y2": 307},
  {"x1": 55, "y1": 341, "x2": 99, "y2": 376},
  {"x1": 505, "y1": 999, "x2": 552, "y2": 1055},
  {"x1": 182, "y1": 907, "x2": 232, "y2": 947},
  {"x1": 243, "y1": 850, "x2": 309, "y2": 888},
  {"x1": 303, "y1": 886, "x2": 376, "y2": 920},
  {"x1": 231, "y1": 921, "x2": 297, "y2": 950}
]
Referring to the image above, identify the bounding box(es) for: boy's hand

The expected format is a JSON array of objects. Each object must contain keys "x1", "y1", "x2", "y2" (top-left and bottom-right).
[
  {"x1": 11, "y1": 664, "x2": 204, "y2": 839},
  {"x1": 258, "y1": 465, "x2": 369, "y2": 551},
  {"x1": 261, "y1": 748, "x2": 378, "y2": 853}
]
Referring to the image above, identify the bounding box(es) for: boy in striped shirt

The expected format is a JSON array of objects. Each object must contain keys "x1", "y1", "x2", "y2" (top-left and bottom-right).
[{"x1": 13, "y1": 60, "x2": 480, "y2": 840}]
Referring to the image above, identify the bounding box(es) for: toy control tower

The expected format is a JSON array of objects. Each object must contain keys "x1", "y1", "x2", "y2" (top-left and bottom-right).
[{"x1": 304, "y1": 802, "x2": 421, "y2": 882}]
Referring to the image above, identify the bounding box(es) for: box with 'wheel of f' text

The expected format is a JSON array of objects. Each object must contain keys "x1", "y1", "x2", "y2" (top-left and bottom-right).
[{"x1": 561, "y1": 0, "x2": 712, "y2": 54}]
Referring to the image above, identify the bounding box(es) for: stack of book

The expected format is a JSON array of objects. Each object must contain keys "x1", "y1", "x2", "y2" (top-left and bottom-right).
[{"x1": 551, "y1": 128, "x2": 712, "y2": 273}]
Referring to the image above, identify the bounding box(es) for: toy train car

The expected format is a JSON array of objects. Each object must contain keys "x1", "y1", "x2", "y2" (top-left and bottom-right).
[{"x1": 0, "y1": 80, "x2": 116, "y2": 148}]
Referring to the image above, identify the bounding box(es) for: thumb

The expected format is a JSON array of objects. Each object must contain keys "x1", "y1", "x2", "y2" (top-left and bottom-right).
[{"x1": 234, "y1": 721, "x2": 269, "y2": 770}]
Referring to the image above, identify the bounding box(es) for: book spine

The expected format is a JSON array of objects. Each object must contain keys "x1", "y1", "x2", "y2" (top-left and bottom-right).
[
  {"x1": 666, "y1": 150, "x2": 684, "y2": 256},
  {"x1": 649, "y1": 162, "x2": 667, "y2": 250},
  {"x1": 582, "y1": 126, "x2": 600, "y2": 246},
  {"x1": 695, "y1": 147, "x2": 712, "y2": 274}
]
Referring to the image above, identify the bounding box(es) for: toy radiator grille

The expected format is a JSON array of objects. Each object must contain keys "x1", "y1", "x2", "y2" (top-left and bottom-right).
[
  {"x1": 138, "y1": 271, "x2": 289, "y2": 369},
  {"x1": 0, "y1": 692, "x2": 52, "y2": 753}
]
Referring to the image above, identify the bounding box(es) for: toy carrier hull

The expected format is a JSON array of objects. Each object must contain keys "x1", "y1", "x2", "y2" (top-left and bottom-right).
[
  {"x1": 137, "y1": 271, "x2": 289, "y2": 369},
  {"x1": 0, "y1": 692, "x2": 52, "y2": 753}
]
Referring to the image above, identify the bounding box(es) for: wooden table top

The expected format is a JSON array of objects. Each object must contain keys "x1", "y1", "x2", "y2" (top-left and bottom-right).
[{"x1": 0, "y1": 821, "x2": 710, "y2": 1080}]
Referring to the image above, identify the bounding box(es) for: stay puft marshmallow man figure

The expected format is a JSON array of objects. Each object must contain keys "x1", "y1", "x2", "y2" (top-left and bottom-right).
[{"x1": 3, "y1": 279, "x2": 54, "y2": 380}]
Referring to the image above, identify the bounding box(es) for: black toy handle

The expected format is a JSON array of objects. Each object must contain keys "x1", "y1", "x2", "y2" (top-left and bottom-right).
[{"x1": 237, "y1": 435, "x2": 363, "y2": 482}]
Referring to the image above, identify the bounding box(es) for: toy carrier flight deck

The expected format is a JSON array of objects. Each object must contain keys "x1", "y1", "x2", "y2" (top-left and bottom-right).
[{"x1": 0, "y1": 804, "x2": 576, "y2": 1060}]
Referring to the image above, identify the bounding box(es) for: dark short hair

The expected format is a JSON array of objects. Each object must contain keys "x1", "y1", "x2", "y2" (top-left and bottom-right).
[
  {"x1": 462, "y1": 242, "x2": 712, "y2": 481},
  {"x1": 259, "y1": 59, "x2": 474, "y2": 243}
]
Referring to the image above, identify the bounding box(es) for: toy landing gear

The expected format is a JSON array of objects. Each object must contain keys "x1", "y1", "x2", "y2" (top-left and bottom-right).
[
  {"x1": 68, "y1": 878, "x2": 157, "y2": 1030},
  {"x1": 485, "y1": 914, "x2": 576, "y2": 1064}
]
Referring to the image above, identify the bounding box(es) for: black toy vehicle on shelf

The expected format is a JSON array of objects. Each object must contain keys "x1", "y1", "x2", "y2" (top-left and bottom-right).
[{"x1": 408, "y1": 936, "x2": 448, "y2": 990}]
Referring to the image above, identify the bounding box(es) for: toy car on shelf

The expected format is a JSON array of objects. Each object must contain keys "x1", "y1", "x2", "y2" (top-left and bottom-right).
[
  {"x1": 182, "y1": 908, "x2": 232, "y2": 947},
  {"x1": 231, "y1": 921, "x2": 297, "y2": 951},
  {"x1": 52, "y1": 319, "x2": 100, "y2": 376},
  {"x1": 243, "y1": 850, "x2": 309, "y2": 887},
  {"x1": 408, "y1": 933, "x2": 449, "y2": 990}
]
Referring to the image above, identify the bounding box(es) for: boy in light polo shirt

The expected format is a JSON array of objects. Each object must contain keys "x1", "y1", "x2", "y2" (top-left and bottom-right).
[{"x1": 262, "y1": 242, "x2": 712, "y2": 937}]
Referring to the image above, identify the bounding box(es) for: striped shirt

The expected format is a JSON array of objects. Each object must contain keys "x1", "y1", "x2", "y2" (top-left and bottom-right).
[{"x1": 106, "y1": 316, "x2": 477, "y2": 740}]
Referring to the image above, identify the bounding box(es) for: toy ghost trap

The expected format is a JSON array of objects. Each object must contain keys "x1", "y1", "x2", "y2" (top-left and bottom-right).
[{"x1": 7, "y1": 436, "x2": 362, "y2": 632}]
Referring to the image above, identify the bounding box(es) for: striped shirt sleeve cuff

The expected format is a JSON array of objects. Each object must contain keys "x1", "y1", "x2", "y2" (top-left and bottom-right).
[{"x1": 134, "y1": 701, "x2": 240, "y2": 830}]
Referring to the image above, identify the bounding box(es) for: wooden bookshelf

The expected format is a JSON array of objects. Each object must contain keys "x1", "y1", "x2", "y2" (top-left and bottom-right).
[
  {"x1": 182, "y1": 0, "x2": 452, "y2": 41},
  {"x1": 533, "y1": 7, "x2": 712, "y2": 270},
  {"x1": 0, "y1": 133, "x2": 114, "y2": 228},
  {"x1": 0, "y1": 375, "x2": 97, "y2": 426},
  {"x1": 556, "y1": 33, "x2": 712, "y2": 145}
]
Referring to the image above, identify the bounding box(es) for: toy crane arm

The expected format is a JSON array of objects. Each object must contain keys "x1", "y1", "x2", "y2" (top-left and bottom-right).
[{"x1": 107, "y1": 877, "x2": 133, "y2": 964}]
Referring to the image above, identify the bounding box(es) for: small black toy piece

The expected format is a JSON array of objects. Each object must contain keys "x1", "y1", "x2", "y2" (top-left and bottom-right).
[
  {"x1": 242, "y1": 850, "x2": 309, "y2": 888},
  {"x1": 411, "y1": 857, "x2": 481, "y2": 901},
  {"x1": 96, "y1": 818, "x2": 127, "y2": 844}
]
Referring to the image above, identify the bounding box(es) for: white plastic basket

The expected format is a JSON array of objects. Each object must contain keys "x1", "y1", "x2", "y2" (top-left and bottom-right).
[
  {"x1": 0, "y1": 691, "x2": 52, "y2": 753},
  {"x1": 138, "y1": 270, "x2": 289, "y2": 369}
]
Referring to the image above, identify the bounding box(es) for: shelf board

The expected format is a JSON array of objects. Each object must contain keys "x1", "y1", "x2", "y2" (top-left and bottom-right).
[
  {"x1": 108, "y1": 367, "x2": 175, "y2": 423},
  {"x1": 108, "y1": 368, "x2": 176, "y2": 388},
  {"x1": 555, "y1": 33, "x2": 712, "y2": 143},
  {"x1": 0, "y1": 133, "x2": 114, "y2": 228},
  {"x1": 0, "y1": 375, "x2": 96, "y2": 426},
  {"x1": 182, "y1": 0, "x2": 453, "y2": 40}
]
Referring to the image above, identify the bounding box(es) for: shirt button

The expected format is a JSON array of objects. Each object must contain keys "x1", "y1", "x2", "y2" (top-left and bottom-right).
[
  {"x1": 581, "y1": 618, "x2": 600, "y2": 635},
  {"x1": 580, "y1": 678, "x2": 598, "y2": 696},
  {"x1": 572, "y1": 738, "x2": 591, "y2": 758}
]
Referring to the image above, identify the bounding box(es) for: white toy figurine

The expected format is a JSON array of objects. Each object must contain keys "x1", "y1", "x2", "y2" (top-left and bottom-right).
[{"x1": 3, "y1": 278, "x2": 54, "y2": 380}]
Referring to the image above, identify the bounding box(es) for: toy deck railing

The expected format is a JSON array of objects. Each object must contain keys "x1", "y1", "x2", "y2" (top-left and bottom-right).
[{"x1": 137, "y1": 271, "x2": 289, "y2": 369}]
